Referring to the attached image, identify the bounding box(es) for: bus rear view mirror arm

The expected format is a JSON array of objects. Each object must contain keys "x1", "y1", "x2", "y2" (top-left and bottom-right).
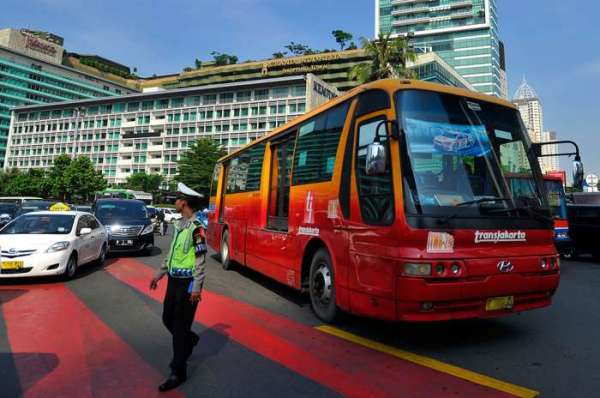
[{"x1": 531, "y1": 140, "x2": 584, "y2": 190}]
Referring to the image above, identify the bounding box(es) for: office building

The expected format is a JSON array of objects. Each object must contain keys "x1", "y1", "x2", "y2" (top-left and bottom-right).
[
  {"x1": 513, "y1": 77, "x2": 543, "y2": 143},
  {"x1": 139, "y1": 49, "x2": 474, "y2": 93},
  {"x1": 0, "y1": 28, "x2": 137, "y2": 165},
  {"x1": 375, "y1": 0, "x2": 503, "y2": 97},
  {"x1": 5, "y1": 75, "x2": 337, "y2": 184}
]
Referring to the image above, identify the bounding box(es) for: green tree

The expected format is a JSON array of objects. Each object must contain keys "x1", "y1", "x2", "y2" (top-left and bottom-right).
[
  {"x1": 0, "y1": 168, "x2": 21, "y2": 195},
  {"x1": 272, "y1": 51, "x2": 287, "y2": 59},
  {"x1": 332, "y1": 30, "x2": 353, "y2": 50},
  {"x1": 194, "y1": 58, "x2": 202, "y2": 69},
  {"x1": 349, "y1": 34, "x2": 417, "y2": 84},
  {"x1": 211, "y1": 51, "x2": 238, "y2": 66},
  {"x1": 64, "y1": 156, "x2": 107, "y2": 202},
  {"x1": 47, "y1": 154, "x2": 72, "y2": 201},
  {"x1": 3, "y1": 169, "x2": 48, "y2": 196},
  {"x1": 125, "y1": 172, "x2": 164, "y2": 195},
  {"x1": 284, "y1": 42, "x2": 316, "y2": 56},
  {"x1": 176, "y1": 138, "x2": 226, "y2": 198}
]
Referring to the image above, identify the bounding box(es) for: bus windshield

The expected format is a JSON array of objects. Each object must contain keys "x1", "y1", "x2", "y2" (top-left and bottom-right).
[{"x1": 397, "y1": 89, "x2": 548, "y2": 220}]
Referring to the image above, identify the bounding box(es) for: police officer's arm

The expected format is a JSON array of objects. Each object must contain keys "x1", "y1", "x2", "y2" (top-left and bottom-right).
[{"x1": 190, "y1": 224, "x2": 207, "y2": 294}]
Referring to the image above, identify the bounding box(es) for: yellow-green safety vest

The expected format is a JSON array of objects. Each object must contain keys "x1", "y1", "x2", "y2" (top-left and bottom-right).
[{"x1": 166, "y1": 220, "x2": 199, "y2": 277}]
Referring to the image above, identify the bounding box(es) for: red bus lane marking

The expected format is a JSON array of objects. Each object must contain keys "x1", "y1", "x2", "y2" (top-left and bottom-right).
[
  {"x1": 107, "y1": 258, "x2": 518, "y2": 398},
  {"x1": 0, "y1": 284, "x2": 182, "y2": 398}
]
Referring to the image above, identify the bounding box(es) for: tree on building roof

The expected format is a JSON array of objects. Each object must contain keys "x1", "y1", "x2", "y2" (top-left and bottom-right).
[
  {"x1": 332, "y1": 30, "x2": 354, "y2": 51},
  {"x1": 349, "y1": 34, "x2": 417, "y2": 84},
  {"x1": 284, "y1": 42, "x2": 316, "y2": 56}
]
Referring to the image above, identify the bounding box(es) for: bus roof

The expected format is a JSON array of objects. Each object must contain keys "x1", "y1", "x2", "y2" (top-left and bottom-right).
[{"x1": 217, "y1": 79, "x2": 518, "y2": 163}]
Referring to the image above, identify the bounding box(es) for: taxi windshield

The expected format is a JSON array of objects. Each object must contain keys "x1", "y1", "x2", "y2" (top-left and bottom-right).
[{"x1": 0, "y1": 214, "x2": 75, "y2": 234}]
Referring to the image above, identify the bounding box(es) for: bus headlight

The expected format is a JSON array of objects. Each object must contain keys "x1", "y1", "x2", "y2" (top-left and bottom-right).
[{"x1": 403, "y1": 263, "x2": 431, "y2": 277}]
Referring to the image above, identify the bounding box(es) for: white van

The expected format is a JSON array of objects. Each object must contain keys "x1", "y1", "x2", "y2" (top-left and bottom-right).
[{"x1": 0, "y1": 197, "x2": 43, "y2": 205}]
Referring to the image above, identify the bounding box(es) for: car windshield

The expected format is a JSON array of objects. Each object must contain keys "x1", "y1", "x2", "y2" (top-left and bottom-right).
[
  {"x1": 397, "y1": 89, "x2": 547, "y2": 219},
  {"x1": 0, "y1": 214, "x2": 75, "y2": 234},
  {"x1": 0, "y1": 204, "x2": 18, "y2": 217},
  {"x1": 95, "y1": 201, "x2": 148, "y2": 221},
  {"x1": 16, "y1": 201, "x2": 54, "y2": 215}
]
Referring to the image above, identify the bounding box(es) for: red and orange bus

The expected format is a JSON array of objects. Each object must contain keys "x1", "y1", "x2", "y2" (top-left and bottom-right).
[{"x1": 207, "y1": 79, "x2": 583, "y2": 322}]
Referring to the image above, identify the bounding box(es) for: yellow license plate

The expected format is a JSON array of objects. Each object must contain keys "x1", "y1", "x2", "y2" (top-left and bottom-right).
[
  {"x1": 485, "y1": 296, "x2": 514, "y2": 311},
  {"x1": 1, "y1": 261, "x2": 24, "y2": 270}
]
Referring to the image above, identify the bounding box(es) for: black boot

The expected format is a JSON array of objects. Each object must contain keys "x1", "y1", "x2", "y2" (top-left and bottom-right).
[{"x1": 158, "y1": 371, "x2": 187, "y2": 392}]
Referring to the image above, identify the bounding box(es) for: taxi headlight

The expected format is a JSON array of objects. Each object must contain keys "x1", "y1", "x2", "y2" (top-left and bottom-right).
[
  {"x1": 141, "y1": 224, "x2": 154, "y2": 235},
  {"x1": 47, "y1": 241, "x2": 70, "y2": 253}
]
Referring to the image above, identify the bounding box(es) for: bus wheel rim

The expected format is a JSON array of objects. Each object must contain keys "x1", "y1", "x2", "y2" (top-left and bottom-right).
[
  {"x1": 313, "y1": 264, "x2": 332, "y2": 305},
  {"x1": 222, "y1": 240, "x2": 229, "y2": 262}
]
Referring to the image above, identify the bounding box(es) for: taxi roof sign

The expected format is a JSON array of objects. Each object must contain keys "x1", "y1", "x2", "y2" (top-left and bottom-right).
[{"x1": 49, "y1": 202, "x2": 71, "y2": 212}]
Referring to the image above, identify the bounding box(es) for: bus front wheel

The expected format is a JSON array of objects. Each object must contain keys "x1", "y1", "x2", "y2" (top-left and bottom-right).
[
  {"x1": 309, "y1": 248, "x2": 337, "y2": 322},
  {"x1": 220, "y1": 229, "x2": 233, "y2": 270}
]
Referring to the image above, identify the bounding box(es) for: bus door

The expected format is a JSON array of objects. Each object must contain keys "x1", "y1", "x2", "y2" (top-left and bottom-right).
[
  {"x1": 346, "y1": 90, "x2": 399, "y2": 318},
  {"x1": 251, "y1": 133, "x2": 297, "y2": 284}
]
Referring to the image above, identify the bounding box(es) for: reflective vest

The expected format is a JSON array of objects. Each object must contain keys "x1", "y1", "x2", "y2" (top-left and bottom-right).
[{"x1": 167, "y1": 220, "x2": 199, "y2": 278}]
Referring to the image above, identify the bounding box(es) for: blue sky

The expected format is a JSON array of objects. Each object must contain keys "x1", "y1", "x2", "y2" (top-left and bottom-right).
[{"x1": 2, "y1": 0, "x2": 599, "y2": 175}]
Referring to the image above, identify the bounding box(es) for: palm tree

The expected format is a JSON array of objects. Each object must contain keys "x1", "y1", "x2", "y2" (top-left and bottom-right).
[{"x1": 350, "y1": 33, "x2": 417, "y2": 84}]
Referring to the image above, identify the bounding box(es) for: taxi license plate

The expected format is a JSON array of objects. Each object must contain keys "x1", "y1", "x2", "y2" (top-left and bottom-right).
[
  {"x1": 485, "y1": 296, "x2": 514, "y2": 311},
  {"x1": 1, "y1": 261, "x2": 24, "y2": 270},
  {"x1": 116, "y1": 240, "x2": 133, "y2": 246}
]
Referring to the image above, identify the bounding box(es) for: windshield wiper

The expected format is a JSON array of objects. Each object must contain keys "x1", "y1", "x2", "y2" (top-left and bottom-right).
[
  {"x1": 454, "y1": 197, "x2": 512, "y2": 207},
  {"x1": 436, "y1": 197, "x2": 513, "y2": 225}
]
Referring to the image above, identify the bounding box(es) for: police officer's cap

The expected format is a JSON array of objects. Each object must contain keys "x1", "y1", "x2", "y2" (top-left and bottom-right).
[{"x1": 176, "y1": 183, "x2": 204, "y2": 201}]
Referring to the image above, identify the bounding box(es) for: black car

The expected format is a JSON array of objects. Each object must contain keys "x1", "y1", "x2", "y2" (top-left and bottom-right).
[
  {"x1": 93, "y1": 199, "x2": 154, "y2": 255},
  {"x1": 0, "y1": 203, "x2": 19, "y2": 228},
  {"x1": 15, "y1": 201, "x2": 56, "y2": 216}
]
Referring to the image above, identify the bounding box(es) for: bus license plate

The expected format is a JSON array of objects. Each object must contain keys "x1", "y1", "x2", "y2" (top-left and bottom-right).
[
  {"x1": 1, "y1": 261, "x2": 24, "y2": 270},
  {"x1": 485, "y1": 296, "x2": 514, "y2": 311},
  {"x1": 116, "y1": 240, "x2": 133, "y2": 246}
]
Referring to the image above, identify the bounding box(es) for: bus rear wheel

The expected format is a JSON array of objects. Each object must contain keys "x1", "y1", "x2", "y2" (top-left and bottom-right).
[
  {"x1": 220, "y1": 229, "x2": 233, "y2": 270},
  {"x1": 309, "y1": 248, "x2": 337, "y2": 322}
]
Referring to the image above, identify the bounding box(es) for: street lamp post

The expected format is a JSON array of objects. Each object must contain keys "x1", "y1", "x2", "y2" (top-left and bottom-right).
[{"x1": 71, "y1": 106, "x2": 85, "y2": 157}]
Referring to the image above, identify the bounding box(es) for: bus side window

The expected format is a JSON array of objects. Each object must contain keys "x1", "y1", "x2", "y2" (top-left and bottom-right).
[
  {"x1": 355, "y1": 117, "x2": 394, "y2": 225},
  {"x1": 292, "y1": 102, "x2": 349, "y2": 185}
]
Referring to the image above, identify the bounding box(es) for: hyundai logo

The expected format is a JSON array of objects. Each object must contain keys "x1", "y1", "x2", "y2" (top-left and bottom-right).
[
  {"x1": 497, "y1": 260, "x2": 514, "y2": 273},
  {"x1": 8, "y1": 248, "x2": 16, "y2": 254}
]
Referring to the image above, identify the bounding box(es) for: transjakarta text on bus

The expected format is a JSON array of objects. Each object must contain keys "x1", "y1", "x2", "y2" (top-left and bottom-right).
[{"x1": 207, "y1": 79, "x2": 572, "y2": 323}]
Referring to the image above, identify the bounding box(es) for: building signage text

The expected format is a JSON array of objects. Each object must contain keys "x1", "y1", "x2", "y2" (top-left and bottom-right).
[{"x1": 25, "y1": 36, "x2": 57, "y2": 57}]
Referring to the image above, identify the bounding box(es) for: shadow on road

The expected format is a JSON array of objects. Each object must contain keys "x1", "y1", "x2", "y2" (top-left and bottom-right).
[
  {"x1": 0, "y1": 352, "x2": 59, "y2": 397},
  {"x1": 209, "y1": 253, "x2": 309, "y2": 308}
]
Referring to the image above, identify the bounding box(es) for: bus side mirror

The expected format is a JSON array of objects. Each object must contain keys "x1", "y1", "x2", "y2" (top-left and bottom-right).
[
  {"x1": 366, "y1": 141, "x2": 387, "y2": 176},
  {"x1": 573, "y1": 160, "x2": 584, "y2": 190}
]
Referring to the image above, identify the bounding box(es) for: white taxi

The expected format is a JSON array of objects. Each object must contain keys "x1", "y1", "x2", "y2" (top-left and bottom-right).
[{"x1": 0, "y1": 211, "x2": 108, "y2": 279}]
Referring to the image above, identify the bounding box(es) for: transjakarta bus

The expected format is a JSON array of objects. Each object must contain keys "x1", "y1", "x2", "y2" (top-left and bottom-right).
[{"x1": 207, "y1": 79, "x2": 581, "y2": 322}]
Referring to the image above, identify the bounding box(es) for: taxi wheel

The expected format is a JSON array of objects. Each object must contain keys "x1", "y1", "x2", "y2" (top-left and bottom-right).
[
  {"x1": 220, "y1": 229, "x2": 233, "y2": 270},
  {"x1": 309, "y1": 248, "x2": 338, "y2": 323},
  {"x1": 96, "y1": 244, "x2": 107, "y2": 266},
  {"x1": 63, "y1": 253, "x2": 77, "y2": 280}
]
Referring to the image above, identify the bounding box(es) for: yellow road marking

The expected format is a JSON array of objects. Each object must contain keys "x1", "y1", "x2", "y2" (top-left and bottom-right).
[{"x1": 316, "y1": 325, "x2": 539, "y2": 398}]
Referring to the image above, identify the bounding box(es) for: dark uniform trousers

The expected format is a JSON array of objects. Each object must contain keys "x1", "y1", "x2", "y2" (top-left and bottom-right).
[{"x1": 162, "y1": 275, "x2": 199, "y2": 375}]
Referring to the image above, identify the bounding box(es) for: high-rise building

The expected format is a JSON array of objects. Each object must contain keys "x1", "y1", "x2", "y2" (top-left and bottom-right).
[
  {"x1": 375, "y1": 0, "x2": 503, "y2": 97},
  {"x1": 0, "y1": 28, "x2": 137, "y2": 166},
  {"x1": 513, "y1": 78, "x2": 560, "y2": 174},
  {"x1": 541, "y1": 131, "x2": 559, "y2": 173},
  {"x1": 513, "y1": 77, "x2": 543, "y2": 143},
  {"x1": 4, "y1": 75, "x2": 338, "y2": 184}
]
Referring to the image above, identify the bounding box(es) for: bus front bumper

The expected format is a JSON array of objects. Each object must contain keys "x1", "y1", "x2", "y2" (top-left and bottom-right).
[{"x1": 393, "y1": 270, "x2": 560, "y2": 322}]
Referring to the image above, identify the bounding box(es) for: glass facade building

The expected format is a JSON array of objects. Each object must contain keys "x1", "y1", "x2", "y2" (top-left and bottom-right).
[
  {"x1": 376, "y1": 0, "x2": 503, "y2": 97},
  {"x1": 0, "y1": 44, "x2": 135, "y2": 166},
  {"x1": 5, "y1": 75, "x2": 336, "y2": 184}
]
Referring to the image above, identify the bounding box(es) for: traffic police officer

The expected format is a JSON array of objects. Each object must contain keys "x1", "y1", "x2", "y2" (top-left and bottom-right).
[{"x1": 150, "y1": 182, "x2": 207, "y2": 391}]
